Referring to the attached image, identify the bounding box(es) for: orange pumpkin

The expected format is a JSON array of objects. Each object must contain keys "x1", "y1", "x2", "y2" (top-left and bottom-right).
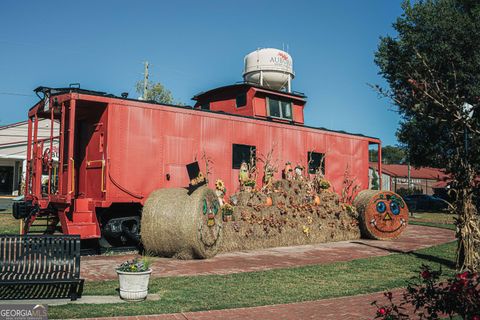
[
  {"x1": 313, "y1": 195, "x2": 321, "y2": 205},
  {"x1": 265, "y1": 196, "x2": 273, "y2": 207}
]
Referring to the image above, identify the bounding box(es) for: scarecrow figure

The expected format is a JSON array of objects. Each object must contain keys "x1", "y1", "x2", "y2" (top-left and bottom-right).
[
  {"x1": 239, "y1": 161, "x2": 249, "y2": 185},
  {"x1": 215, "y1": 179, "x2": 226, "y2": 206},
  {"x1": 239, "y1": 161, "x2": 256, "y2": 192},
  {"x1": 262, "y1": 163, "x2": 276, "y2": 190},
  {"x1": 294, "y1": 164, "x2": 304, "y2": 180},
  {"x1": 282, "y1": 162, "x2": 294, "y2": 180}
]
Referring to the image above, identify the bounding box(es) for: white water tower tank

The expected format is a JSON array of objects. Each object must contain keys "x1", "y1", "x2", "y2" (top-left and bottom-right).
[{"x1": 243, "y1": 48, "x2": 294, "y2": 92}]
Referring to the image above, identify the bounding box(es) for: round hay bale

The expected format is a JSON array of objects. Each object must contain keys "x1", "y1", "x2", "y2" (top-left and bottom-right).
[
  {"x1": 141, "y1": 187, "x2": 223, "y2": 259},
  {"x1": 219, "y1": 179, "x2": 361, "y2": 253},
  {"x1": 353, "y1": 190, "x2": 408, "y2": 240}
]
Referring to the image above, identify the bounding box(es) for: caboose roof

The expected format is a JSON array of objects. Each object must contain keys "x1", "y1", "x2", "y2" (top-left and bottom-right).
[
  {"x1": 30, "y1": 86, "x2": 379, "y2": 142},
  {"x1": 192, "y1": 83, "x2": 307, "y2": 101}
]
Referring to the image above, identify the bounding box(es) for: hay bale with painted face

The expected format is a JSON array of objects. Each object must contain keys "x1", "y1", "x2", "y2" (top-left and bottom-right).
[
  {"x1": 353, "y1": 190, "x2": 408, "y2": 240},
  {"x1": 141, "y1": 187, "x2": 223, "y2": 259}
]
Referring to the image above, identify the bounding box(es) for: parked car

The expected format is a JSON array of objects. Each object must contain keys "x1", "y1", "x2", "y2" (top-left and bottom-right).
[{"x1": 403, "y1": 194, "x2": 451, "y2": 212}]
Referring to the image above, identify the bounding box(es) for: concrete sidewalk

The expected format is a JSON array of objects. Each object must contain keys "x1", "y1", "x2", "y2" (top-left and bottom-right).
[{"x1": 0, "y1": 294, "x2": 162, "y2": 307}]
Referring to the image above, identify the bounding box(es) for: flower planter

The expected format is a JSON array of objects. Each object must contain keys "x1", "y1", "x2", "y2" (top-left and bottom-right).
[{"x1": 117, "y1": 268, "x2": 152, "y2": 301}]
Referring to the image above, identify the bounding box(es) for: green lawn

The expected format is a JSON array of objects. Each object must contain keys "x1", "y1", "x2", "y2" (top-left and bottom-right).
[
  {"x1": 49, "y1": 240, "x2": 456, "y2": 319},
  {"x1": 0, "y1": 211, "x2": 20, "y2": 234},
  {"x1": 410, "y1": 220, "x2": 456, "y2": 230},
  {"x1": 410, "y1": 212, "x2": 455, "y2": 225},
  {"x1": 409, "y1": 211, "x2": 456, "y2": 230}
]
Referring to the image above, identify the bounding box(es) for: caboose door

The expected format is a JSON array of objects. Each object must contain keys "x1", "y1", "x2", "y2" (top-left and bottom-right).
[
  {"x1": 75, "y1": 103, "x2": 107, "y2": 200},
  {"x1": 84, "y1": 121, "x2": 106, "y2": 199}
]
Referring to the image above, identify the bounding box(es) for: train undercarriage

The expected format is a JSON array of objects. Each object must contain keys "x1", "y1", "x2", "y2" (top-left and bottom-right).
[{"x1": 14, "y1": 199, "x2": 142, "y2": 250}]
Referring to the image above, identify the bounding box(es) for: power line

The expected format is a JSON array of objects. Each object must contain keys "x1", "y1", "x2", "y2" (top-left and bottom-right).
[{"x1": 0, "y1": 91, "x2": 34, "y2": 97}]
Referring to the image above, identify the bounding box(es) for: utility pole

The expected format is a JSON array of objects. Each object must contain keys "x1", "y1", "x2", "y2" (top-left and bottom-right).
[
  {"x1": 407, "y1": 162, "x2": 411, "y2": 191},
  {"x1": 142, "y1": 61, "x2": 149, "y2": 100}
]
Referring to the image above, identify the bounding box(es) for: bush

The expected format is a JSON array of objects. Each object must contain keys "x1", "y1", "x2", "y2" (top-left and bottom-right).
[
  {"x1": 396, "y1": 187, "x2": 423, "y2": 198},
  {"x1": 372, "y1": 171, "x2": 380, "y2": 190},
  {"x1": 372, "y1": 265, "x2": 480, "y2": 320}
]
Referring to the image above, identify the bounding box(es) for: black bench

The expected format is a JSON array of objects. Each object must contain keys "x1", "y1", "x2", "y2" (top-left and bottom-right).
[{"x1": 0, "y1": 235, "x2": 84, "y2": 300}]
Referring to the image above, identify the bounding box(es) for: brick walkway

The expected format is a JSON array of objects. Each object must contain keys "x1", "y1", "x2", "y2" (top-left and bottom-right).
[
  {"x1": 75, "y1": 225, "x2": 454, "y2": 320},
  {"x1": 75, "y1": 289, "x2": 411, "y2": 320},
  {"x1": 81, "y1": 224, "x2": 455, "y2": 281}
]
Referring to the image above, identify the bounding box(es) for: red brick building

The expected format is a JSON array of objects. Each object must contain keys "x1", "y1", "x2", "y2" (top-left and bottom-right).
[{"x1": 369, "y1": 163, "x2": 448, "y2": 195}]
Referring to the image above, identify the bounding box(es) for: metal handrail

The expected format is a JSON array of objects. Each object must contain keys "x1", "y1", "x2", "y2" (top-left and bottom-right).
[
  {"x1": 70, "y1": 158, "x2": 75, "y2": 194},
  {"x1": 87, "y1": 159, "x2": 106, "y2": 192}
]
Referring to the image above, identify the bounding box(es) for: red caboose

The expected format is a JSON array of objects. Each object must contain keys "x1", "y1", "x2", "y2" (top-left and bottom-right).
[{"x1": 13, "y1": 49, "x2": 384, "y2": 246}]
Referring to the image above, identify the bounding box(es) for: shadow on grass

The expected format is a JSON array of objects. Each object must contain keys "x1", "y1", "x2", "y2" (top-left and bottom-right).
[{"x1": 350, "y1": 241, "x2": 455, "y2": 269}]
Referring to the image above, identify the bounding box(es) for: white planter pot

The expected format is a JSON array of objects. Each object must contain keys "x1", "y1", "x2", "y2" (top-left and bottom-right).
[{"x1": 116, "y1": 269, "x2": 152, "y2": 301}]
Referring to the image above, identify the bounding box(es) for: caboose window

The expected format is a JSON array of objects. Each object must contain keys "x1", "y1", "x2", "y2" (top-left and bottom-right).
[
  {"x1": 232, "y1": 144, "x2": 256, "y2": 169},
  {"x1": 236, "y1": 93, "x2": 247, "y2": 108},
  {"x1": 267, "y1": 97, "x2": 292, "y2": 119},
  {"x1": 308, "y1": 152, "x2": 325, "y2": 174},
  {"x1": 200, "y1": 102, "x2": 210, "y2": 110}
]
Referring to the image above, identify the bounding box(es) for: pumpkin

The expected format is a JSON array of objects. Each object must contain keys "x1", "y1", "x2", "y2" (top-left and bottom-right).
[
  {"x1": 313, "y1": 195, "x2": 321, "y2": 205},
  {"x1": 265, "y1": 196, "x2": 273, "y2": 207}
]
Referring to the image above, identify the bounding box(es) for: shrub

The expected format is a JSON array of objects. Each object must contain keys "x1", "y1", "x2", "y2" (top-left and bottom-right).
[
  {"x1": 372, "y1": 265, "x2": 480, "y2": 320},
  {"x1": 396, "y1": 187, "x2": 423, "y2": 198}
]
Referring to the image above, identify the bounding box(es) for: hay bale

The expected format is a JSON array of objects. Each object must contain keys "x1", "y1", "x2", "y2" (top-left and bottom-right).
[
  {"x1": 219, "y1": 179, "x2": 361, "y2": 253},
  {"x1": 141, "y1": 187, "x2": 223, "y2": 259},
  {"x1": 353, "y1": 190, "x2": 408, "y2": 240}
]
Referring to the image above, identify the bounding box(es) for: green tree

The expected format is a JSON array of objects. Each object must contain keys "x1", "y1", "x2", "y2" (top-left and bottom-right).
[
  {"x1": 371, "y1": 170, "x2": 379, "y2": 190},
  {"x1": 374, "y1": 0, "x2": 480, "y2": 271},
  {"x1": 135, "y1": 80, "x2": 178, "y2": 105},
  {"x1": 369, "y1": 145, "x2": 406, "y2": 164}
]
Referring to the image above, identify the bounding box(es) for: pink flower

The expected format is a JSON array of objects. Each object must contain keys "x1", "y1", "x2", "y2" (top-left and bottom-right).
[
  {"x1": 377, "y1": 308, "x2": 387, "y2": 316},
  {"x1": 472, "y1": 315, "x2": 480, "y2": 320},
  {"x1": 421, "y1": 270, "x2": 431, "y2": 279},
  {"x1": 458, "y1": 279, "x2": 467, "y2": 288},
  {"x1": 457, "y1": 271, "x2": 470, "y2": 280}
]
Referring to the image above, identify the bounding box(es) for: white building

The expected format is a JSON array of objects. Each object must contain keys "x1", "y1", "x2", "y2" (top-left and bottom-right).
[
  {"x1": 368, "y1": 167, "x2": 391, "y2": 191},
  {"x1": 0, "y1": 120, "x2": 59, "y2": 196}
]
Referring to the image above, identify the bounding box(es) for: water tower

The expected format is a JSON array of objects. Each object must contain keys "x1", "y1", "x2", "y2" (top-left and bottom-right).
[{"x1": 243, "y1": 48, "x2": 295, "y2": 92}]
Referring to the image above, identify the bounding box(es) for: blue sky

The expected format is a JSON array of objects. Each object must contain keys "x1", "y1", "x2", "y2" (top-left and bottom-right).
[{"x1": 0, "y1": 0, "x2": 403, "y2": 146}]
